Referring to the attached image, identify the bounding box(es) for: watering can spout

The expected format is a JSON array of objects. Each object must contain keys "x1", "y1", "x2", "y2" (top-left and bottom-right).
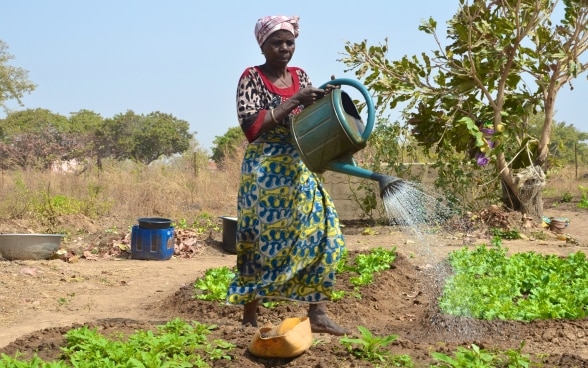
[
  {"x1": 372, "y1": 172, "x2": 404, "y2": 198},
  {"x1": 326, "y1": 160, "x2": 404, "y2": 198}
]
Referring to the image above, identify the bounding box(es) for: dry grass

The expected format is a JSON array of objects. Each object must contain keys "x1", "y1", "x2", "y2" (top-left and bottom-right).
[
  {"x1": 0, "y1": 151, "x2": 243, "y2": 234},
  {"x1": 0, "y1": 151, "x2": 585, "y2": 236},
  {"x1": 543, "y1": 165, "x2": 588, "y2": 201}
]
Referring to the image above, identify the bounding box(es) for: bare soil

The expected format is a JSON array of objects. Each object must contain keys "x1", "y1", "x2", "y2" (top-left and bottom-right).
[{"x1": 1, "y1": 202, "x2": 587, "y2": 367}]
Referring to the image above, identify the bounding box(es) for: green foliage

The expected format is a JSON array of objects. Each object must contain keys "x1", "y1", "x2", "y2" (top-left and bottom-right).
[
  {"x1": 30, "y1": 188, "x2": 111, "y2": 229},
  {"x1": 333, "y1": 247, "x2": 396, "y2": 300},
  {"x1": 330, "y1": 290, "x2": 346, "y2": 301},
  {"x1": 0, "y1": 318, "x2": 234, "y2": 367},
  {"x1": 531, "y1": 121, "x2": 588, "y2": 168},
  {"x1": 0, "y1": 353, "x2": 68, "y2": 367},
  {"x1": 193, "y1": 266, "x2": 236, "y2": 303},
  {"x1": 0, "y1": 175, "x2": 111, "y2": 230},
  {"x1": 340, "y1": 0, "x2": 588, "y2": 213},
  {"x1": 193, "y1": 213, "x2": 221, "y2": 234},
  {"x1": 579, "y1": 185, "x2": 588, "y2": 209},
  {"x1": 440, "y1": 243, "x2": 588, "y2": 321},
  {"x1": 175, "y1": 213, "x2": 220, "y2": 234},
  {"x1": 431, "y1": 342, "x2": 532, "y2": 368},
  {"x1": 261, "y1": 300, "x2": 283, "y2": 308},
  {"x1": 192, "y1": 247, "x2": 396, "y2": 304},
  {"x1": 488, "y1": 228, "x2": 522, "y2": 240},
  {"x1": 1, "y1": 108, "x2": 69, "y2": 135},
  {"x1": 347, "y1": 178, "x2": 381, "y2": 220},
  {"x1": 68, "y1": 109, "x2": 104, "y2": 134},
  {"x1": 336, "y1": 247, "x2": 351, "y2": 273},
  {"x1": 337, "y1": 247, "x2": 397, "y2": 288},
  {"x1": 339, "y1": 326, "x2": 410, "y2": 365},
  {"x1": 0, "y1": 108, "x2": 192, "y2": 169},
  {"x1": 32, "y1": 193, "x2": 81, "y2": 225},
  {"x1": 211, "y1": 126, "x2": 246, "y2": 166},
  {"x1": 101, "y1": 110, "x2": 192, "y2": 165},
  {"x1": 0, "y1": 40, "x2": 36, "y2": 116},
  {"x1": 349, "y1": 247, "x2": 396, "y2": 286},
  {"x1": 0, "y1": 125, "x2": 88, "y2": 170},
  {"x1": 432, "y1": 153, "x2": 499, "y2": 209},
  {"x1": 561, "y1": 191, "x2": 573, "y2": 203}
]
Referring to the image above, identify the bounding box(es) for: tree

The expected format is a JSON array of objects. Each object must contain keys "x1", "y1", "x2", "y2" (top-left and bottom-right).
[
  {"x1": 0, "y1": 127, "x2": 86, "y2": 170},
  {"x1": 95, "y1": 110, "x2": 192, "y2": 165},
  {"x1": 538, "y1": 120, "x2": 588, "y2": 166},
  {"x1": 129, "y1": 111, "x2": 192, "y2": 164},
  {"x1": 1, "y1": 108, "x2": 68, "y2": 137},
  {"x1": 211, "y1": 126, "x2": 247, "y2": 166},
  {"x1": 0, "y1": 109, "x2": 88, "y2": 169},
  {"x1": 341, "y1": 0, "x2": 588, "y2": 220},
  {"x1": 0, "y1": 40, "x2": 36, "y2": 115},
  {"x1": 68, "y1": 109, "x2": 104, "y2": 134},
  {"x1": 0, "y1": 109, "x2": 90, "y2": 170}
]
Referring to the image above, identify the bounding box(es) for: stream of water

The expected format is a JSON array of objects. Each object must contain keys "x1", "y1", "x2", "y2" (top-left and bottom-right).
[
  {"x1": 382, "y1": 181, "x2": 457, "y2": 243},
  {"x1": 382, "y1": 180, "x2": 482, "y2": 338}
]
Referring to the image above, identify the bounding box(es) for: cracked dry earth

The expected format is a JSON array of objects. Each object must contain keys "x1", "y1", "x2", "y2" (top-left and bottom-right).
[{"x1": 1, "y1": 206, "x2": 587, "y2": 367}]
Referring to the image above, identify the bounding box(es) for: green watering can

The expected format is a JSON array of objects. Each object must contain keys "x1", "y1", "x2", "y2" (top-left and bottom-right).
[{"x1": 291, "y1": 78, "x2": 403, "y2": 197}]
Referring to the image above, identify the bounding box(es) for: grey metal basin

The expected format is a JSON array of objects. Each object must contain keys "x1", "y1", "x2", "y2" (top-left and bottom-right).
[{"x1": 0, "y1": 234, "x2": 64, "y2": 261}]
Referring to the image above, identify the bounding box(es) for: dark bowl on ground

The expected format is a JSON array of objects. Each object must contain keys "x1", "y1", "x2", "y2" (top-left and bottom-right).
[
  {"x1": 0, "y1": 234, "x2": 64, "y2": 261},
  {"x1": 219, "y1": 216, "x2": 237, "y2": 254}
]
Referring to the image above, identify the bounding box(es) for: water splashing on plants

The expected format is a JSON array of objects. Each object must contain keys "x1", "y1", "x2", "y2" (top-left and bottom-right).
[{"x1": 381, "y1": 181, "x2": 485, "y2": 340}]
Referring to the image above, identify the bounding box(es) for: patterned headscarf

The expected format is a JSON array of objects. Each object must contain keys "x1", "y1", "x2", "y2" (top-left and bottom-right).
[{"x1": 254, "y1": 15, "x2": 300, "y2": 47}]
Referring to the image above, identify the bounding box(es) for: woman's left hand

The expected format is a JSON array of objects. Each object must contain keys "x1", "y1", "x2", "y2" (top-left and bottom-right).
[
  {"x1": 323, "y1": 84, "x2": 338, "y2": 94},
  {"x1": 324, "y1": 76, "x2": 340, "y2": 94}
]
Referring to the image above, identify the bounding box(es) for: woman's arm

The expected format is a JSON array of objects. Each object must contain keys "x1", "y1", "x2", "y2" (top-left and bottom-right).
[{"x1": 236, "y1": 69, "x2": 326, "y2": 142}]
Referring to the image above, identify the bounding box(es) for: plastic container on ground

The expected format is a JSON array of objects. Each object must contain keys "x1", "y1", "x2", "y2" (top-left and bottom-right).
[{"x1": 130, "y1": 225, "x2": 174, "y2": 260}]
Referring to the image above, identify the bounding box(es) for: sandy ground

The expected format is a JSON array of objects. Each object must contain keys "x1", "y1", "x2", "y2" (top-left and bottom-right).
[{"x1": 0, "y1": 206, "x2": 587, "y2": 366}]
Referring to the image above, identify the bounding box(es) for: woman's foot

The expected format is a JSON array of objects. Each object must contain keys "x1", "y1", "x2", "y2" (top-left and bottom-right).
[
  {"x1": 242, "y1": 300, "x2": 259, "y2": 327},
  {"x1": 308, "y1": 303, "x2": 349, "y2": 336}
]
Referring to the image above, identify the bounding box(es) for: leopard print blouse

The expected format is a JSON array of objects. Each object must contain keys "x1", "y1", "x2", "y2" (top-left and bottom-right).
[{"x1": 236, "y1": 66, "x2": 311, "y2": 142}]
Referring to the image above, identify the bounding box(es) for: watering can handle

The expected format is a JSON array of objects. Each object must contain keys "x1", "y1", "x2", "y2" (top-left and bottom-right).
[{"x1": 319, "y1": 78, "x2": 375, "y2": 142}]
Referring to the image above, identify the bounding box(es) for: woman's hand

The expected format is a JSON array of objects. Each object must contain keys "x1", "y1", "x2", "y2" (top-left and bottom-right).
[
  {"x1": 324, "y1": 74, "x2": 341, "y2": 94},
  {"x1": 296, "y1": 87, "x2": 326, "y2": 107},
  {"x1": 323, "y1": 84, "x2": 339, "y2": 94}
]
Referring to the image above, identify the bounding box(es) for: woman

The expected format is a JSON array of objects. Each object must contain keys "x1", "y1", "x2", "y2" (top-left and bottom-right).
[{"x1": 226, "y1": 15, "x2": 347, "y2": 336}]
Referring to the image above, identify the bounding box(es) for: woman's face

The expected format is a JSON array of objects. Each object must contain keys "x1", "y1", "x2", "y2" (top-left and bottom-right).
[{"x1": 261, "y1": 30, "x2": 296, "y2": 67}]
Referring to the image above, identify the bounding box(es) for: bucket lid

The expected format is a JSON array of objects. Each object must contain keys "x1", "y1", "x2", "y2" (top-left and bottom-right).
[{"x1": 138, "y1": 217, "x2": 172, "y2": 229}]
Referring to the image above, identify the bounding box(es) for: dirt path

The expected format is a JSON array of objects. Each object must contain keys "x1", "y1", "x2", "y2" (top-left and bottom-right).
[{"x1": 0, "y1": 254, "x2": 233, "y2": 347}]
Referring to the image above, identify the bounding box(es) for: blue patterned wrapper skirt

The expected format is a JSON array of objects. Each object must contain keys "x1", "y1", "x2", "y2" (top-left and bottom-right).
[{"x1": 226, "y1": 128, "x2": 345, "y2": 305}]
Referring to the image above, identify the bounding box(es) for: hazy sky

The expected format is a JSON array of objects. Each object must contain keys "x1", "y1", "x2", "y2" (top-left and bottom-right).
[{"x1": 2, "y1": 1, "x2": 586, "y2": 151}]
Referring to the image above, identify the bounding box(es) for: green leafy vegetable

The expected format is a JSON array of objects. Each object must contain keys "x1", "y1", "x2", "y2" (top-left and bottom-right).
[
  {"x1": 193, "y1": 266, "x2": 236, "y2": 303},
  {"x1": 440, "y1": 242, "x2": 588, "y2": 321}
]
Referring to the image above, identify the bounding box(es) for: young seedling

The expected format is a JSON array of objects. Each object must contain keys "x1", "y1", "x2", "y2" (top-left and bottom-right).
[{"x1": 339, "y1": 326, "x2": 399, "y2": 363}]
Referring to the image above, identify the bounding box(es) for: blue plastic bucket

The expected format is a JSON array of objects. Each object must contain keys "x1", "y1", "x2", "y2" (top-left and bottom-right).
[{"x1": 131, "y1": 225, "x2": 174, "y2": 260}]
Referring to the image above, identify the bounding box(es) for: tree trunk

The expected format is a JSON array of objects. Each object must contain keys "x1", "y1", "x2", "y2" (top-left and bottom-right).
[
  {"x1": 501, "y1": 165, "x2": 545, "y2": 223},
  {"x1": 518, "y1": 180, "x2": 544, "y2": 222}
]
